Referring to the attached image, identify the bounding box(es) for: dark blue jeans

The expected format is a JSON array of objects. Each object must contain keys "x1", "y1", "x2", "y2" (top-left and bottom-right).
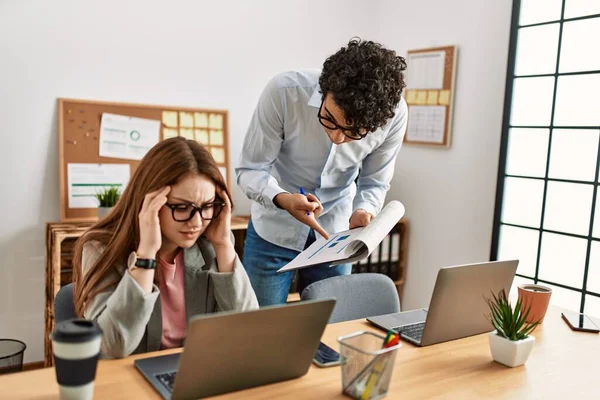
[{"x1": 243, "y1": 220, "x2": 351, "y2": 306}]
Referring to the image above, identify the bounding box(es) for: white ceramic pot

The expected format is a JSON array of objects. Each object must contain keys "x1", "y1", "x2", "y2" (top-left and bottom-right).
[
  {"x1": 489, "y1": 331, "x2": 535, "y2": 367},
  {"x1": 97, "y1": 207, "x2": 112, "y2": 219}
]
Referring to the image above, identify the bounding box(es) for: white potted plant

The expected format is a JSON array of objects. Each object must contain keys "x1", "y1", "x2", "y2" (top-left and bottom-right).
[
  {"x1": 95, "y1": 187, "x2": 121, "y2": 219},
  {"x1": 486, "y1": 289, "x2": 540, "y2": 368}
]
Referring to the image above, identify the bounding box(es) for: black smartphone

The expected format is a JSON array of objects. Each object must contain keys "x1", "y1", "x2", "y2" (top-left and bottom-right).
[
  {"x1": 312, "y1": 341, "x2": 341, "y2": 367},
  {"x1": 561, "y1": 311, "x2": 600, "y2": 333}
]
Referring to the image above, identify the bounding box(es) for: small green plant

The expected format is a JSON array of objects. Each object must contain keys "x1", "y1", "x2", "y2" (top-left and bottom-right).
[
  {"x1": 96, "y1": 186, "x2": 121, "y2": 207},
  {"x1": 485, "y1": 289, "x2": 539, "y2": 341}
]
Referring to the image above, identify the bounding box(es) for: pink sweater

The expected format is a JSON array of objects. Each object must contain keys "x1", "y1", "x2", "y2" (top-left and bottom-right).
[{"x1": 158, "y1": 252, "x2": 187, "y2": 349}]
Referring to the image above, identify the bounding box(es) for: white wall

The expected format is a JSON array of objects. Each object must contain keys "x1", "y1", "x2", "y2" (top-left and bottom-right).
[
  {"x1": 0, "y1": 0, "x2": 374, "y2": 363},
  {"x1": 373, "y1": 0, "x2": 513, "y2": 309},
  {"x1": 0, "y1": 0, "x2": 514, "y2": 363}
]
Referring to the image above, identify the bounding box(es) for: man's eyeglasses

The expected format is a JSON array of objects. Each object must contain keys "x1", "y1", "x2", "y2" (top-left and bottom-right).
[
  {"x1": 317, "y1": 101, "x2": 367, "y2": 140},
  {"x1": 164, "y1": 201, "x2": 225, "y2": 222}
]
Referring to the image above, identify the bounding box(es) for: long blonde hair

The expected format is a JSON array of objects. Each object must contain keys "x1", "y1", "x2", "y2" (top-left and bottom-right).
[{"x1": 72, "y1": 137, "x2": 231, "y2": 316}]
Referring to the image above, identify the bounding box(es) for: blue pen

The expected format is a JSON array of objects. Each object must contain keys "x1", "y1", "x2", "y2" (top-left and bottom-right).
[{"x1": 299, "y1": 187, "x2": 311, "y2": 216}]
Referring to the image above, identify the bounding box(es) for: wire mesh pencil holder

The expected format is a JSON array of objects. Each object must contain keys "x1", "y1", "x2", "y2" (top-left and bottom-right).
[{"x1": 338, "y1": 331, "x2": 400, "y2": 400}]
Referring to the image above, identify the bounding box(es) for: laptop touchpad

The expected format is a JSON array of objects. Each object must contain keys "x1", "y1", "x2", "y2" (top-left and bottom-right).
[{"x1": 390, "y1": 309, "x2": 428, "y2": 328}]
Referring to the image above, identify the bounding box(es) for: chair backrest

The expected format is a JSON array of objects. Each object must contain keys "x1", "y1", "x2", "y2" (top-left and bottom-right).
[
  {"x1": 300, "y1": 273, "x2": 400, "y2": 323},
  {"x1": 54, "y1": 283, "x2": 77, "y2": 323}
]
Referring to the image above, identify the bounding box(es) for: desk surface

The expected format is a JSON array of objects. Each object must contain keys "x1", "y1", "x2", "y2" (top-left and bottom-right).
[{"x1": 3, "y1": 306, "x2": 599, "y2": 399}]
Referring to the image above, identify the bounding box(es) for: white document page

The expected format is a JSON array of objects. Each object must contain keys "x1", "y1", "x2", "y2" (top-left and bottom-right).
[
  {"x1": 99, "y1": 113, "x2": 160, "y2": 160},
  {"x1": 68, "y1": 163, "x2": 130, "y2": 208},
  {"x1": 277, "y1": 201, "x2": 405, "y2": 272}
]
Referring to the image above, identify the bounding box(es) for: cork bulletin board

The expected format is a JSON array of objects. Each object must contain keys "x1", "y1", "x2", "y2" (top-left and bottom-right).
[
  {"x1": 403, "y1": 45, "x2": 457, "y2": 148},
  {"x1": 58, "y1": 98, "x2": 230, "y2": 222}
]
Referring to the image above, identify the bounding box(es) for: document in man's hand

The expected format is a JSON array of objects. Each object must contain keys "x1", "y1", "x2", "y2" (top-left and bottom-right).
[{"x1": 277, "y1": 200, "x2": 405, "y2": 273}]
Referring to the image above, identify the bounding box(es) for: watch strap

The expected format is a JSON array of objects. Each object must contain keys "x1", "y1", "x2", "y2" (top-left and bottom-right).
[{"x1": 135, "y1": 257, "x2": 157, "y2": 269}]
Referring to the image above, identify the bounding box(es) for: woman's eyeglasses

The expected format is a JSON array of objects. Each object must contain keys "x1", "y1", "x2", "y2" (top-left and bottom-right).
[
  {"x1": 164, "y1": 201, "x2": 225, "y2": 222},
  {"x1": 317, "y1": 101, "x2": 368, "y2": 140}
]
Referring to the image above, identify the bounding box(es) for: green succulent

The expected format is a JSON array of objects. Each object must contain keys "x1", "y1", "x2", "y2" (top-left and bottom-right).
[
  {"x1": 96, "y1": 186, "x2": 121, "y2": 207},
  {"x1": 486, "y1": 289, "x2": 539, "y2": 341}
]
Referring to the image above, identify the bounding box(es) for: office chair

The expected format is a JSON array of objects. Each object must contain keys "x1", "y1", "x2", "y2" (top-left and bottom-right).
[
  {"x1": 300, "y1": 273, "x2": 400, "y2": 323},
  {"x1": 54, "y1": 283, "x2": 78, "y2": 323}
]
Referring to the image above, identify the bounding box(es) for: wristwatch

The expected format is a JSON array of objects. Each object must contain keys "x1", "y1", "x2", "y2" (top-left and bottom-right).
[{"x1": 128, "y1": 252, "x2": 157, "y2": 271}]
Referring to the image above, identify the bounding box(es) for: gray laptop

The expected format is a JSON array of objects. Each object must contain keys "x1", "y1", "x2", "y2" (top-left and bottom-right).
[
  {"x1": 135, "y1": 299, "x2": 335, "y2": 400},
  {"x1": 368, "y1": 260, "x2": 518, "y2": 346}
]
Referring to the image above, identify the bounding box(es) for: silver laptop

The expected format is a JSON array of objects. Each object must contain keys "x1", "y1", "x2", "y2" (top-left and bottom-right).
[
  {"x1": 368, "y1": 260, "x2": 518, "y2": 346},
  {"x1": 135, "y1": 299, "x2": 335, "y2": 400}
]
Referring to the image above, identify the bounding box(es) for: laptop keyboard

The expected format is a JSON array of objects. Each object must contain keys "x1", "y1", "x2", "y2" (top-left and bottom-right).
[
  {"x1": 395, "y1": 322, "x2": 425, "y2": 344},
  {"x1": 156, "y1": 371, "x2": 177, "y2": 392}
]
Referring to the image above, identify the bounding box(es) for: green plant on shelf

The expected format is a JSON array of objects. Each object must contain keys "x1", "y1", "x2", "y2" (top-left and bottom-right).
[{"x1": 95, "y1": 187, "x2": 121, "y2": 208}]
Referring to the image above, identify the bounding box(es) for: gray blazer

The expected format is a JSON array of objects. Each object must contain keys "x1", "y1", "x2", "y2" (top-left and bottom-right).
[{"x1": 82, "y1": 236, "x2": 259, "y2": 358}]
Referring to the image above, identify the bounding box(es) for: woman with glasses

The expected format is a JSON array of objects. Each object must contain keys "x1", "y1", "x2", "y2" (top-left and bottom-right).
[
  {"x1": 237, "y1": 38, "x2": 408, "y2": 306},
  {"x1": 72, "y1": 137, "x2": 258, "y2": 358}
]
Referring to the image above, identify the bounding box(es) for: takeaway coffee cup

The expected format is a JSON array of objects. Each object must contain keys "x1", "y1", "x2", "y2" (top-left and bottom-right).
[{"x1": 51, "y1": 319, "x2": 103, "y2": 400}]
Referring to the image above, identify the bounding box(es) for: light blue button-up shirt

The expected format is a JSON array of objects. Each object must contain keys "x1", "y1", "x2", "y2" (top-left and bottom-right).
[{"x1": 236, "y1": 69, "x2": 407, "y2": 252}]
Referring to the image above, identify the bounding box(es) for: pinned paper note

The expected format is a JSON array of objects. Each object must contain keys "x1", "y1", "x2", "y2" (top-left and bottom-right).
[
  {"x1": 162, "y1": 111, "x2": 178, "y2": 128},
  {"x1": 180, "y1": 112, "x2": 194, "y2": 128},
  {"x1": 163, "y1": 128, "x2": 178, "y2": 139},
  {"x1": 211, "y1": 147, "x2": 225, "y2": 163},
  {"x1": 195, "y1": 129, "x2": 209, "y2": 144},
  {"x1": 180, "y1": 128, "x2": 194, "y2": 140},
  {"x1": 406, "y1": 50, "x2": 445, "y2": 89},
  {"x1": 99, "y1": 113, "x2": 160, "y2": 160},
  {"x1": 405, "y1": 90, "x2": 417, "y2": 104},
  {"x1": 427, "y1": 90, "x2": 439, "y2": 105},
  {"x1": 406, "y1": 106, "x2": 446, "y2": 144},
  {"x1": 415, "y1": 91, "x2": 427, "y2": 105},
  {"x1": 68, "y1": 163, "x2": 130, "y2": 208},
  {"x1": 209, "y1": 114, "x2": 223, "y2": 129},
  {"x1": 195, "y1": 112, "x2": 208, "y2": 127},
  {"x1": 210, "y1": 130, "x2": 224, "y2": 146},
  {"x1": 439, "y1": 90, "x2": 451, "y2": 105}
]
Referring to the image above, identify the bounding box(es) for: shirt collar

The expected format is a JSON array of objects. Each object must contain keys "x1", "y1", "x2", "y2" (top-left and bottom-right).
[{"x1": 308, "y1": 83, "x2": 322, "y2": 108}]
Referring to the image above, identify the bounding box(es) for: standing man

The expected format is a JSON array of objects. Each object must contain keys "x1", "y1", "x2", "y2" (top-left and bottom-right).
[{"x1": 236, "y1": 38, "x2": 407, "y2": 306}]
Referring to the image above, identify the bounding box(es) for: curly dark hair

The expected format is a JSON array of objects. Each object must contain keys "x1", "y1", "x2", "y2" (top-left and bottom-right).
[{"x1": 319, "y1": 38, "x2": 407, "y2": 134}]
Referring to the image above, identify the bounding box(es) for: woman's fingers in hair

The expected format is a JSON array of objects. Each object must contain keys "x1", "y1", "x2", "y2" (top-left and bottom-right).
[
  {"x1": 142, "y1": 186, "x2": 171, "y2": 213},
  {"x1": 217, "y1": 186, "x2": 231, "y2": 211},
  {"x1": 148, "y1": 186, "x2": 171, "y2": 212}
]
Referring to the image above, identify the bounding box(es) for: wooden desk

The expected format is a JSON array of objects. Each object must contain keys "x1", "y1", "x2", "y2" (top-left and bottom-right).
[{"x1": 3, "y1": 306, "x2": 599, "y2": 399}]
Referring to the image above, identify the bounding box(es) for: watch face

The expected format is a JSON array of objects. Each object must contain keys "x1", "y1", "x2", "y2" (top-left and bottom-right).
[{"x1": 127, "y1": 252, "x2": 137, "y2": 270}]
